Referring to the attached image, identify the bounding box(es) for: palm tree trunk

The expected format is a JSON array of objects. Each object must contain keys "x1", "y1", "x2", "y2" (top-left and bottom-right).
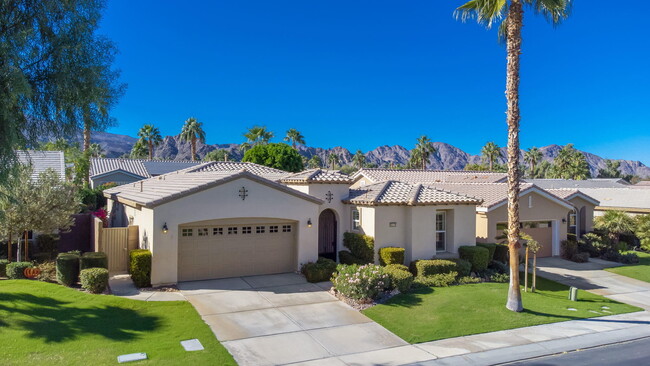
[
  {"x1": 148, "y1": 140, "x2": 153, "y2": 160},
  {"x1": 530, "y1": 161, "x2": 536, "y2": 178},
  {"x1": 505, "y1": 0, "x2": 524, "y2": 313},
  {"x1": 191, "y1": 136, "x2": 196, "y2": 161},
  {"x1": 489, "y1": 158, "x2": 493, "y2": 171}
]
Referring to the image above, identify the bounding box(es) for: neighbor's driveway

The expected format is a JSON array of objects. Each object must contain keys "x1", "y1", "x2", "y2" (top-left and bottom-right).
[{"x1": 178, "y1": 273, "x2": 430, "y2": 366}]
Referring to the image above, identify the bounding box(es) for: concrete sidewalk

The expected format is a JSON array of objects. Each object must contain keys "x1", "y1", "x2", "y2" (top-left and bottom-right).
[{"x1": 108, "y1": 274, "x2": 186, "y2": 301}]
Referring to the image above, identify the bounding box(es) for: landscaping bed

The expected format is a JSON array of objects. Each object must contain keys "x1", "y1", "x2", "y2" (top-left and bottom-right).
[
  {"x1": 605, "y1": 251, "x2": 650, "y2": 283},
  {"x1": 362, "y1": 275, "x2": 641, "y2": 344},
  {"x1": 0, "y1": 280, "x2": 235, "y2": 365}
]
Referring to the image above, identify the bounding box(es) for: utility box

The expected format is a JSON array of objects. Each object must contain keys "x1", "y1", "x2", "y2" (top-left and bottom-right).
[{"x1": 568, "y1": 286, "x2": 579, "y2": 301}]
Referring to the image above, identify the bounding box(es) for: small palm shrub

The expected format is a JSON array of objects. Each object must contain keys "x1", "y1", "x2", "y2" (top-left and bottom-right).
[
  {"x1": 332, "y1": 264, "x2": 389, "y2": 301},
  {"x1": 80, "y1": 268, "x2": 109, "y2": 294}
]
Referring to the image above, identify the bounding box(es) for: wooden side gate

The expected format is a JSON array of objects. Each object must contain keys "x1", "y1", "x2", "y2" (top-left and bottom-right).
[{"x1": 94, "y1": 220, "x2": 139, "y2": 274}]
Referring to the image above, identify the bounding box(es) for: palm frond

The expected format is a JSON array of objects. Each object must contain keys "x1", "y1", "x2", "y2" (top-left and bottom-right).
[
  {"x1": 525, "y1": 0, "x2": 573, "y2": 26},
  {"x1": 454, "y1": 0, "x2": 507, "y2": 29}
]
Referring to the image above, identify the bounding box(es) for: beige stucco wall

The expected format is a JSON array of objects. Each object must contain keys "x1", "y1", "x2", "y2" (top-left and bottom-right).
[
  {"x1": 568, "y1": 196, "x2": 595, "y2": 234},
  {"x1": 350, "y1": 176, "x2": 373, "y2": 189},
  {"x1": 131, "y1": 177, "x2": 320, "y2": 285},
  {"x1": 486, "y1": 191, "x2": 571, "y2": 255},
  {"x1": 476, "y1": 213, "x2": 489, "y2": 243}
]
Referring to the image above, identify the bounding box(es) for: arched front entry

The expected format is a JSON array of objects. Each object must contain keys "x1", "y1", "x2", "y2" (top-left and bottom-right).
[{"x1": 318, "y1": 209, "x2": 337, "y2": 261}]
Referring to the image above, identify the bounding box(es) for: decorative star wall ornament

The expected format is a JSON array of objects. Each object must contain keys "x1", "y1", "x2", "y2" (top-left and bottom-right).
[
  {"x1": 326, "y1": 191, "x2": 333, "y2": 203},
  {"x1": 239, "y1": 187, "x2": 248, "y2": 200}
]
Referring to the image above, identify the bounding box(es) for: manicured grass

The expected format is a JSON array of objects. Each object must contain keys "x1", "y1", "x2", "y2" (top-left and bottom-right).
[
  {"x1": 605, "y1": 251, "x2": 650, "y2": 283},
  {"x1": 0, "y1": 280, "x2": 235, "y2": 365},
  {"x1": 362, "y1": 275, "x2": 641, "y2": 344}
]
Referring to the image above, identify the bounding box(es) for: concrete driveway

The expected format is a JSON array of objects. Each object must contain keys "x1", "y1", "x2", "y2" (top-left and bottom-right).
[{"x1": 178, "y1": 273, "x2": 413, "y2": 366}]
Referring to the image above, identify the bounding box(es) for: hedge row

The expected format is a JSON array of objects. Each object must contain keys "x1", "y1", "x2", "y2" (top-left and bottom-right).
[
  {"x1": 378, "y1": 247, "x2": 405, "y2": 266},
  {"x1": 301, "y1": 257, "x2": 337, "y2": 283}
]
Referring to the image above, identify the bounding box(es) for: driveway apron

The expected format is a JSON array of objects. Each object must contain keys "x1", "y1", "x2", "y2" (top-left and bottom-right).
[{"x1": 179, "y1": 273, "x2": 407, "y2": 366}]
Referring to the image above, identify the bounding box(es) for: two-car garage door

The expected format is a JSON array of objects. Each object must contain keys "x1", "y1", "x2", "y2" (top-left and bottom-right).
[{"x1": 178, "y1": 221, "x2": 297, "y2": 282}]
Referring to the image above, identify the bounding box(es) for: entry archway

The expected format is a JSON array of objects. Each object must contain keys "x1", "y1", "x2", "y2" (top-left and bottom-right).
[{"x1": 318, "y1": 209, "x2": 337, "y2": 261}]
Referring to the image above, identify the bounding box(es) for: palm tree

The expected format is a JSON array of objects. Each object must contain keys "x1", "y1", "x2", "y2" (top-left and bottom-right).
[
  {"x1": 284, "y1": 128, "x2": 306, "y2": 149},
  {"x1": 137, "y1": 124, "x2": 163, "y2": 160},
  {"x1": 413, "y1": 135, "x2": 436, "y2": 170},
  {"x1": 456, "y1": 0, "x2": 572, "y2": 312},
  {"x1": 328, "y1": 153, "x2": 340, "y2": 169},
  {"x1": 308, "y1": 155, "x2": 323, "y2": 169},
  {"x1": 180, "y1": 117, "x2": 206, "y2": 161},
  {"x1": 352, "y1": 150, "x2": 366, "y2": 169},
  {"x1": 243, "y1": 126, "x2": 274, "y2": 148},
  {"x1": 595, "y1": 211, "x2": 635, "y2": 246},
  {"x1": 481, "y1": 142, "x2": 502, "y2": 171},
  {"x1": 87, "y1": 143, "x2": 104, "y2": 158},
  {"x1": 524, "y1": 147, "x2": 542, "y2": 178}
]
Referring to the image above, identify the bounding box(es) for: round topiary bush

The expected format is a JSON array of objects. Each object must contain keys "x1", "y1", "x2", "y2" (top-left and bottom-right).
[
  {"x1": 80, "y1": 252, "x2": 108, "y2": 270},
  {"x1": 384, "y1": 264, "x2": 414, "y2": 293},
  {"x1": 378, "y1": 247, "x2": 405, "y2": 266},
  {"x1": 56, "y1": 253, "x2": 80, "y2": 286},
  {"x1": 458, "y1": 246, "x2": 490, "y2": 272},
  {"x1": 80, "y1": 267, "x2": 109, "y2": 294},
  {"x1": 6, "y1": 262, "x2": 33, "y2": 279}
]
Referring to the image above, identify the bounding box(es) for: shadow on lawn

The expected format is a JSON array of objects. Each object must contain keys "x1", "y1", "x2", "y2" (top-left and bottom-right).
[
  {"x1": 0, "y1": 292, "x2": 160, "y2": 343},
  {"x1": 379, "y1": 287, "x2": 434, "y2": 309}
]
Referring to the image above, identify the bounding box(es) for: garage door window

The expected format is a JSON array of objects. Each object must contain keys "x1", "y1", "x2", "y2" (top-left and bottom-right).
[
  {"x1": 282, "y1": 225, "x2": 292, "y2": 232},
  {"x1": 198, "y1": 228, "x2": 208, "y2": 236},
  {"x1": 242, "y1": 226, "x2": 252, "y2": 234},
  {"x1": 213, "y1": 228, "x2": 223, "y2": 235},
  {"x1": 256, "y1": 226, "x2": 265, "y2": 234},
  {"x1": 228, "y1": 227, "x2": 238, "y2": 235},
  {"x1": 269, "y1": 225, "x2": 279, "y2": 233},
  {"x1": 182, "y1": 228, "x2": 193, "y2": 237}
]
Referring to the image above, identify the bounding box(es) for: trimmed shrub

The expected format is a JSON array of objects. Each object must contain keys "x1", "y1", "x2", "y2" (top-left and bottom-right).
[
  {"x1": 332, "y1": 264, "x2": 389, "y2": 301},
  {"x1": 417, "y1": 259, "x2": 457, "y2": 277},
  {"x1": 618, "y1": 242, "x2": 629, "y2": 252},
  {"x1": 36, "y1": 234, "x2": 59, "y2": 259},
  {"x1": 378, "y1": 247, "x2": 405, "y2": 266},
  {"x1": 80, "y1": 252, "x2": 108, "y2": 271},
  {"x1": 384, "y1": 264, "x2": 414, "y2": 293},
  {"x1": 458, "y1": 246, "x2": 489, "y2": 272},
  {"x1": 339, "y1": 250, "x2": 366, "y2": 265},
  {"x1": 37, "y1": 261, "x2": 57, "y2": 282},
  {"x1": 620, "y1": 252, "x2": 640, "y2": 265},
  {"x1": 129, "y1": 249, "x2": 152, "y2": 288},
  {"x1": 488, "y1": 260, "x2": 508, "y2": 274},
  {"x1": 577, "y1": 239, "x2": 600, "y2": 258},
  {"x1": 80, "y1": 268, "x2": 109, "y2": 294},
  {"x1": 0, "y1": 259, "x2": 9, "y2": 277},
  {"x1": 415, "y1": 272, "x2": 458, "y2": 287},
  {"x1": 342, "y1": 232, "x2": 374, "y2": 264},
  {"x1": 571, "y1": 252, "x2": 590, "y2": 263},
  {"x1": 301, "y1": 257, "x2": 337, "y2": 283},
  {"x1": 476, "y1": 243, "x2": 496, "y2": 261},
  {"x1": 561, "y1": 240, "x2": 578, "y2": 260},
  {"x1": 7, "y1": 262, "x2": 32, "y2": 279},
  {"x1": 457, "y1": 276, "x2": 481, "y2": 284},
  {"x1": 56, "y1": 253, "x2": 80, "y2": 286},
  {"x1": 494, "y1": 243, "x2": 509, "y2": 263},
  {"x1": 490, "y1": 272, "x2": 510, "y2": 283},
  {"x1": 450, "y1": 258, "x2": 472, "y2": 277}
]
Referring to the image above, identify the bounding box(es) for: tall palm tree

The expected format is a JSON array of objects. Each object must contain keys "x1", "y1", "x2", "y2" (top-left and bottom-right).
[
  {"x1": 308, "y1": 155, "x2": 322, "y2": 169},
  {"x1": 137, "y1": 124, "x2": 163, "y2": 160},
  {"x1": 524, "y1": 147, "x2": 542, "y2": 178},
  {"x1": 243, "y1": 126, "x2": 274, "y2": 148},
  {"x1": 481, "y1": 142, "x2": 502, "y2": 171},
  {"x1": 595, "y1": 211, "x2": 635, "y2": 246},
  {"x1": 328, "y1": 153, "x2": 340, "y2": 169},
  {"x1": 284, "y1": 128, "x2": 306, "y2": 149},
  {"x1": 456, "y1": 0, "x2": 572, "y2": 312},
  {"x1": 180, "y1": 117, "x2": 206, "y2": 161},
  {"x1": 413, "y1": 135, "x2": 436, "y2": 170},
  {"x1": 352, "y1": 150, "x2": 366, "y2": 169},
  {"x1": 87, "y1": 143, "x2": 104, "y2": 158}
]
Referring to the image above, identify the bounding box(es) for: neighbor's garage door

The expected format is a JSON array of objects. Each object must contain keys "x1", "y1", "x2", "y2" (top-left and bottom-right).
[
  {"x1": 522, "y1": 221, "x2": 553, "y2": 258},
  {"x1": 178, "y1": 222, "x2": 296, "y2": 281}
]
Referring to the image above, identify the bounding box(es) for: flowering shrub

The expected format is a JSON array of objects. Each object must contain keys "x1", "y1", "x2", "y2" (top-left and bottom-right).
[
  {"x1": 332, "y1": 264, "x2": 390, "y2": 301},
  {"x1": 92, "y1": 208, "x2": 108, "y2": 228}
]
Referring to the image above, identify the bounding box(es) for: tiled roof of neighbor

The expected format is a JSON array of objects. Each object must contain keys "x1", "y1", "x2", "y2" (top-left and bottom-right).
[
  {"x1": 344, "y1": 181, "x2": 482, "y2": 206},
  {"x1": 187, "y1": 162, "x2": 291, "y2": 181},
  {"x1": 104, "y1": 169, "x2": 322, "y2": 208},
  {"x1": 578, "y1": 188, "x2": 650, "y2": 211},
  {"x1": 545, "y1": 189, "x2": 600, "y2": 205},
  {"x1": 354, "y1": 168, "x2": 507, "y2": 184},
  {"x1": 281, "y1": 169, "x2": 352, "y2": 184},
  {"x1": 424, "y1": 182, "x2": 572, "y2": 210},
  {"x1": 16, "y1": 150, "x2": 65, "y2": 180},
  {"x1": 524, "y1": 178, "x2": 630, "y2": 189},
  {"x1": 90, "y1": 158, "x2": 200, "y2": 179}
]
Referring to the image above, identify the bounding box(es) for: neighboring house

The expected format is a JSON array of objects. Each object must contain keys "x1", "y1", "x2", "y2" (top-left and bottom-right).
[
  {"x1": 352, "y1": 169, "x2": 507, "y2": 187},
  {"x1": 542, "y1": 189, "x2": 599, "y2": 237},
  {"x1": 104, "y1": 164, "x2": 483, "y2": 285},
  {"x1": 89, "y1": 158, "x2": 201, "y2": 188},
  {"x1": 16, "y1": 150, "x2": 66, "y2": 180},
  {"x1": 526, "y1": 179, "x2": 649, "y2": 216}
]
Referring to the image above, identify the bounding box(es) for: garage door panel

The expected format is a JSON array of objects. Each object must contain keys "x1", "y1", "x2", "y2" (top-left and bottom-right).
[{"x1": 178, "y1": 223, "x2": 296, "y2": 281}]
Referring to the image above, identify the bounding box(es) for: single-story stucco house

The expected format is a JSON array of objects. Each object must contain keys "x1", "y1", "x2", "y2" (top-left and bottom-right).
[
  {"x1": 104, "y1": 163, "x2": 484, "y2": 285},
  {"x1": 89, "y1": 158, "x2": 201, "y2": 188}
]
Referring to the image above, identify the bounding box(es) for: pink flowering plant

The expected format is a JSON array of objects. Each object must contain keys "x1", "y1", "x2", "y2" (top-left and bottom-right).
[
  {"x1": 92, "y1": 208, "x2": 108, "y2": 228},
  {"x1": 332, "y1": 264, "x2": 390, "y2": 301}
]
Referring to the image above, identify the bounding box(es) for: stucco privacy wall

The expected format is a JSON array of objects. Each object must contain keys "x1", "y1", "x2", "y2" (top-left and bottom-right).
[
  {"x1": 485, "y1": 191, "x2": 570, "y2": 254},
  {"x1": 145, "y1": 177, "x2": 320, "y2": 285}
]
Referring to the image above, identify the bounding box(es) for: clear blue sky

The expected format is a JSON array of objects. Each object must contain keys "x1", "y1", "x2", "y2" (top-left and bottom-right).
[{"x1": 100, "y1": 1, "x2": 650, "y2": 164}]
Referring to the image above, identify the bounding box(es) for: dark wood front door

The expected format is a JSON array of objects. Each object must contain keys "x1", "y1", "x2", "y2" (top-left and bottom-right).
[{"x1": 318, "y1": 209, "x2": 337, "y2": 261}]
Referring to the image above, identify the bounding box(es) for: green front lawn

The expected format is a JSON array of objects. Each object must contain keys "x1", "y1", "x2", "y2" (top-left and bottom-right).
[
  {"x1": 605, "y1": 251, "x2": 650, "y2": 283},
  {"x1": 0, "y1": 280, "x2": 235, "y2": 365},
  {"x1": 363, "y1": 275, "x2": 641, "y2": 344}
]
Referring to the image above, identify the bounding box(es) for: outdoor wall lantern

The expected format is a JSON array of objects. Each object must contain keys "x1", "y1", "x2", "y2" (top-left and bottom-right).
[
  {"x1": 307, "y1": 219, "x2": 312, "y2": 228},
  {"x1": 562, "y1": 218, "x2": 567, "y2": 224},
  {"x1": 162, "y1": 223, "x2": 168, "y2": 234}
]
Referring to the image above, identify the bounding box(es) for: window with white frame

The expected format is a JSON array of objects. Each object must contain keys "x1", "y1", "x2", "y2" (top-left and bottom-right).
[
  {"x1": 569, "y1": 211, "x2": 577, "y2": 235},
  {"x1": 435, "y1": 212, "x2": 446, "y2": 252},
  {"x1": 352, "y1": 209, "x2": 361, "y2": 230}
]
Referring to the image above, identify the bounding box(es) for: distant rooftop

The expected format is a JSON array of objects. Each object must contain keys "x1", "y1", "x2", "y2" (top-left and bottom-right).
[
  {"x1": 524, "y1": 178, "x2": 630, "y2": 189},
  {"x1": 281, "y1": 169, "x2": 352, "y2": 184},
  {"x1": 344, "y1": 180, "x2": 482, "y2": 206},
  {"x1": 90, "y1": 158, "x2": 201, "y2": 179},
  {"x1": 16, "y1": 150, "x2": 65, "y2": 180},
  {"x1": 353, "y1": 168, "x2": 507, "y2": 185}
]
